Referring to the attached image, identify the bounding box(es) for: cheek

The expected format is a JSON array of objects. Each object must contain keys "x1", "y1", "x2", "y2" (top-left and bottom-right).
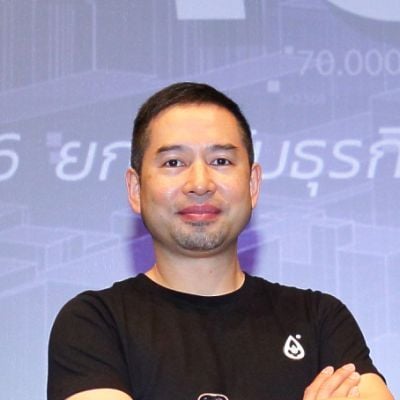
[
  {"x1": 222, "y1": 176, "x2": 252, "y2": 201},
  {"x1": 141, "y1": 176, "x2": 179, "y2": 205}
]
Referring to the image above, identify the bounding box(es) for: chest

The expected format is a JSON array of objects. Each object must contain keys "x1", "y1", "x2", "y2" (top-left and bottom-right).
[{"x1": 120, "y1": 303, "x2": 320, "y2": 400}]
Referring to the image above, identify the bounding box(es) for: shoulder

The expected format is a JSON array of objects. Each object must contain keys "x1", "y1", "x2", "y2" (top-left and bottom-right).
[
  {"x1": 48, "y1": 278, "x2": 142, "y2": 400},
  {"x1": 248, "y1": 274, "x2": 342, "y2": 309},
  {"x1": 60, "y1": 277, "x2": 135, "y2": 308},
  {"x1": 246, "y1": 274, "x2": 348, "y2": 324},
  {"x1": 50, "y1": 276, "x2": 145, "y2": 337}
]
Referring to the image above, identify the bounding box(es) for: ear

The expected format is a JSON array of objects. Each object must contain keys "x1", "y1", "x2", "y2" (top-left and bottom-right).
[
  {"x1": 249, "y1": 163, "x2": 262, "y2": 209},
  {"x1": 125, "y1": 168, "x2": 141, "y2": 214}
]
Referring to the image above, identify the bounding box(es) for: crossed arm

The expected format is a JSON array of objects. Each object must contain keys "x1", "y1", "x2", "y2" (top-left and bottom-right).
[
  {"x1": 303, "y1": 364, "x2": 393, "y2": 400},
  {"x1": 65, "y1": 364, "x2": 393, "y2": 400}
]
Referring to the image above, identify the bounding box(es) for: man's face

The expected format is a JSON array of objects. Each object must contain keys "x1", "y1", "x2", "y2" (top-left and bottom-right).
[{"x1": 126, "y1": 103, "x2": 261, "y2": 256}]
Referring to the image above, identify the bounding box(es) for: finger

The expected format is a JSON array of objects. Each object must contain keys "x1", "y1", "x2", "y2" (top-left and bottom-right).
[
  {"x1": 331, "y1": 371, "x2": 361, "y2": 398},
  {"x1": 303, "y1": 366, "x2": 334, "y2": 400},
  {"x1": 349, "y1": 386, "x2": 360, "y2": 398},
  {"x1": 316, "y1": 363, "x2": 360, "y2": 399}
]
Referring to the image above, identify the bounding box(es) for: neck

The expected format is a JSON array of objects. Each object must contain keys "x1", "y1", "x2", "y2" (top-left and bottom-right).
[{"x1": 145, "y1": 244, "x2": 244, "y2": 296}]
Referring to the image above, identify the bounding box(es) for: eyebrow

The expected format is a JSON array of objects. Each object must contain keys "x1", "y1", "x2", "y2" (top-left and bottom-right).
[
  {"x1": 156, "y1": 145, "x2": 185, "y2": 154},
  {"x1": 156, "y1": 143, "x2": 239, "y2": 154},
  {"x1": 209, "y1": 144, "x2": 239, "y2": 152}
]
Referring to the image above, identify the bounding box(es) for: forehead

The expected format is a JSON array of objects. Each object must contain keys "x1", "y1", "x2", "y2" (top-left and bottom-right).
[{"x1": 146, "y1": 103, "x2": 243, "y2": 148}]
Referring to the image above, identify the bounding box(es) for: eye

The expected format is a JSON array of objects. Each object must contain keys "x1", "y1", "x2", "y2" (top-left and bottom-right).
[
  {"x1": 163, "y1": 159, "x2": 184, "y2": 168},
  {"x1": 211, "y1": 158, "x2": 232, "y2": 166}
]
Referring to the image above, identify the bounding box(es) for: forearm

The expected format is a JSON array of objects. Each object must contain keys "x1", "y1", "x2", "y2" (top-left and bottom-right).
[
  {"x1": 355, "y1": 373, "x2": 394, "y2": 400},
  {"x1": 303, "y1": 366, "x2": 394, "y2": 400}
]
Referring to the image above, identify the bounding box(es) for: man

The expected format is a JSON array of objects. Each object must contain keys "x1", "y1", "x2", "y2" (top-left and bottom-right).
[{"x1": 48, "y1": 82, "x2": 393, "y2": 400}]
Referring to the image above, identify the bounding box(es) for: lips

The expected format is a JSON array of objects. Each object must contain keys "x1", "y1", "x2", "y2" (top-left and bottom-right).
[{"x1": 178, "y1": 205, "x2": 221, "y2": 222}]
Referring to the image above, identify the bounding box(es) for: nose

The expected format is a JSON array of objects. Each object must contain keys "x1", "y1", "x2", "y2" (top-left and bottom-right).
[{"x1": 183, "y1": 160, "x2": 216, "y2": 196}]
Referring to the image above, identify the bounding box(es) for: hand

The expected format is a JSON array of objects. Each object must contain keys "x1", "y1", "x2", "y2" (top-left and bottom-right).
[{"x1": 303, "y1": 363, "x2": 361, "y2": 400}]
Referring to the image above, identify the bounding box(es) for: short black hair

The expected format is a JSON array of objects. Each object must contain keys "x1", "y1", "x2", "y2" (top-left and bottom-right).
[{"x1": 131, "y1": 82, "x2": 254, "y2": 173}]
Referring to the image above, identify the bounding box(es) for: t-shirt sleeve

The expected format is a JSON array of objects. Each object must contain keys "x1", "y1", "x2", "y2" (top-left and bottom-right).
[
  {"x1": 47, "y1": 292, "x2": 132, "y2": 400},
  {"x1": 316, "y1": 293, "x2": 384, "y2": 380}
]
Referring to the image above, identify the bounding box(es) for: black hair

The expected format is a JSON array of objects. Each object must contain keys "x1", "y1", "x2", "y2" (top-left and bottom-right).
[{"x1": 131, "y1": 82, "x2": 254, "y2": 173}]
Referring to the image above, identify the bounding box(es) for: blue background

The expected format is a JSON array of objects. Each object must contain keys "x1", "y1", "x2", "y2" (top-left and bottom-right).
[{"x1": 0, "y1": 1, "x2": 399, "y2": 398}]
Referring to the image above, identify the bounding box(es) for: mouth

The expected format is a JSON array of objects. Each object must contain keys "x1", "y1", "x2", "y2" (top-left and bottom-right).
[{"x1": 177, "y1": 205, "x2": 221, "y2": 222}]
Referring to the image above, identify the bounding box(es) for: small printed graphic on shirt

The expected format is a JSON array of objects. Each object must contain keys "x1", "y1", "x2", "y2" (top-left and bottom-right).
[
  {"x1": 197, "y1": 393, "x2": 229, "y2": 400},
  {"x1": 283, "y1": 334, "x2": 305, "y2": 360}
]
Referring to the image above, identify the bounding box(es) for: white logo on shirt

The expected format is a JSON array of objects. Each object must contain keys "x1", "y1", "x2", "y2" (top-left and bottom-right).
[{"x1": 283, "y1": 334, "x2": 305, "y2": 360}]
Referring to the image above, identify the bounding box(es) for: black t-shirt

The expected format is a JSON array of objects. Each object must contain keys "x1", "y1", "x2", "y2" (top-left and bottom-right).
[{"x1": 48, "y1": 274, "x2": 381, "y2": 400}]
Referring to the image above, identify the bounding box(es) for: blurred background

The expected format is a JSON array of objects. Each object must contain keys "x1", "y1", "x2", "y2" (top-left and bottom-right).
[{"x1": 0, "y1": 0, "x2": 399, "y2": 398}]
